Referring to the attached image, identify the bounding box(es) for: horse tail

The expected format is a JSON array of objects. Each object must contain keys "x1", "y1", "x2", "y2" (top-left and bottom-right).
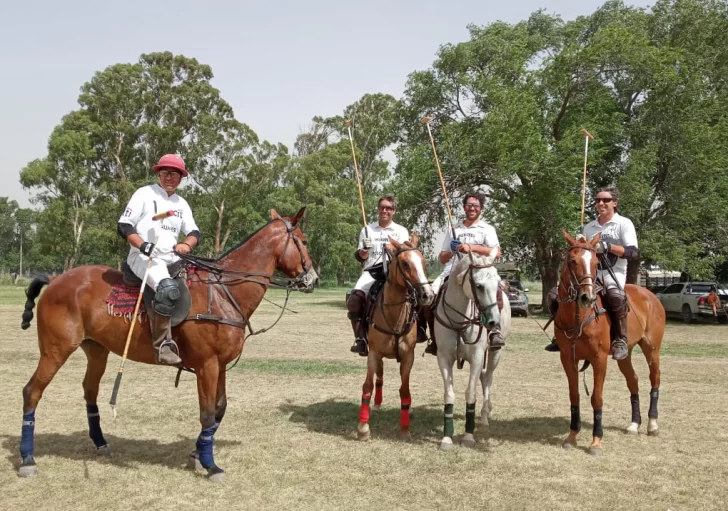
[
  {"x1": 579, "y1": 360, "x2": 591, "y2": 372},
  {"x1": 21, "y1": 275, "x2": 51, "y2": 330}
]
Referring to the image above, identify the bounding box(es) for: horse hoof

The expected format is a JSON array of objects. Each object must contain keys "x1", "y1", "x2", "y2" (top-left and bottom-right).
[
  {"x1": 207, "y1": 466, "x2": 226, "y2": 483},
  {"x1": 647, "y1": 429, "x2": 659, "y2": 437},
  {"x1": 96, "y1": 445, "x2": 112, "y2": 457},
  {"x1": 371, "y1": 404, "x2": 381, "y2": 413},
  {"x1": 187, "y1": 452, "x2": 204, "y2": 471},
  {"x1": 625, "y1": 424, "x2": 639, "y2": 435},
  {"x1": 562, "y1": 439, "x2": 577, "y2": 450},
  {"x1": 18, "y1": 464, "x2": 37, "y2": 478},
  {"x1": 589, "y1": 447, "x2": 602, "y2": 456},
  {"x1": 440, "y1": 438, "x2": 454, "y2": 451},
  {"x1": 399, "y1": 431, "x2": 412, "y2": 442},
  {"x1": 357, "y1": 423, "x2": 371, "y2": 442},
  {"x1": 461, "y1": 437, "x2": 477, "y2": 449}
]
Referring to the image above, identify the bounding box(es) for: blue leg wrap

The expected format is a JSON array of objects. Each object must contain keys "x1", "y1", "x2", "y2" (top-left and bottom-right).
[
  {"x1": 20, "y1": 411, "x2": 35, "y2": 458},
  {"x1": 87, "y1": 405, "x2": 107, "y2": 448},
  {"x1": 196, "y1": 425, "x2": 217, "y2": 469}
]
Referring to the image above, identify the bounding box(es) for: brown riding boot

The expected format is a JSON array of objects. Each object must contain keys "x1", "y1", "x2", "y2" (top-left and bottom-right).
[
  {"x1": 611, "y1": 315, "x2": 629, "y2": 361},
  {"x1": 603, "y1": 288, "x2": 630, "y2": 361},
  {"x1": 150, "y1": 310, "x2": 183, "y2": 365},
  {"x1": 349, "y1": 319, "x2": 368, "y2": 356},
  {"x1": 544, "y1": 285, "x2": 561, "y2": 352}
]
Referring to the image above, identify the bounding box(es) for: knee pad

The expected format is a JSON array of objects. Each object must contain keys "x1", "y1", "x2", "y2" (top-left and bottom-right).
[
  {"x1": 603, "y1": 288, "x2": 629, "y2": 318},
  {"x1": 346, "y1": 290, "x2": 366, "y2": 320},
  {"x1": 154, "y1": 278, "x2": 180, "y2": 316}
]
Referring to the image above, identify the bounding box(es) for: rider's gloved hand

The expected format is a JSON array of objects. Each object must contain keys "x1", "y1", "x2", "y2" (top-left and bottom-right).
[
  {"x1": 450, "y1": 240, "x2": 462, "y2": 252},
  {"x1": 595, "y1": 240, "x2": 611, "y2": 254},
  {"x1": 140, "y1": 241, "x2": 156, "y2": 257}
]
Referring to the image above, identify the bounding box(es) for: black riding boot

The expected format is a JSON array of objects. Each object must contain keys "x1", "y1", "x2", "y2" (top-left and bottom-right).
[
  {"x1": 544, "y1": 286, "x2": 561, "y2": 352},
  {"x1": 603, "y1": 288, "x2": 629, "y2": 361}
]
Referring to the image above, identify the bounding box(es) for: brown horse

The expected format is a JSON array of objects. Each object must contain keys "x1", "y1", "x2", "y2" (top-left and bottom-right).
[
  {"x1": 555, "y1": 230, "x2": 665, "y2": 455},
  {"x1": 356, "y1": 234, "x2": 435, "y2": 441},
  {"x1": 18, "y1": 208, "x2": 317, "y2": 480}
]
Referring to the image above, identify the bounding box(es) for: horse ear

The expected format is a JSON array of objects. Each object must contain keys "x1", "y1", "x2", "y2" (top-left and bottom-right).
[
  {"x1": 291, "y1": 207, "x2": 306, "y2": 226},
  {"x1": 270, "y1": 209, "x2": 281, "y2": 220},
  {"x1": 455, "y1": 260, "x2": 468, "y2": 287},
  {"x1": 410, "y1": 232, "x2": 419, "y2": 248},
  {"x1": 590, "y1": 232, "x2": 602, "y2": 246},
  {"x1": 562, "y1": 229, "x2": 576, "y2": 246},
  {"x1": 389, "y1": 236, "x2": 401, "y2": 250}
]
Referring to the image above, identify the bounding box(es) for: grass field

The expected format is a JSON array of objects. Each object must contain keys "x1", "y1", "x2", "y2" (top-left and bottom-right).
[{"x1": 1, "y1": 285, "x2": 727, "y2": 510}]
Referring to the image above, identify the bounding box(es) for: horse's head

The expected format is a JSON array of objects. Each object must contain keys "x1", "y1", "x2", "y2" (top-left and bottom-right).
[
  {"x1": 561, "y1": 229, "x2": 600, "y2": 308},
  {"x1": 453, "y1": 251, "x2": 501, "y2": 329},
  {"x1": 270, "y1": 207, "x2": 318, "y2": 293},
  {"x1": 387, "y1": 233, "x2": 435, "y2": 307}
]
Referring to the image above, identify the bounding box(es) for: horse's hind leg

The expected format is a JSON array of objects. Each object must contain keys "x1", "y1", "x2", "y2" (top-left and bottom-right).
[
  {"x1": 480, "y1": 347, "x2": 502, "y2": 426},
  {"x1": 397, "y1": 349, "x2": 415, "y2": 441},
  {"x1": 80, "y1": 340, "x2": 111, "y2": 454},
  {"x1": 20, "y1": 340, "x2": 78, "y2": 477},
  {"x1": 437, "y1": 348, "x2": 456, "y2": 451},
  {"x1": 617, "y1": 354, "x2": 641, "y2": 435},
  {"x1": 641, "y1": 339, "x2": 661, "y2": 436},
  {"x1": 194, "y1": 361, "x2": 225, "y2": 481}
]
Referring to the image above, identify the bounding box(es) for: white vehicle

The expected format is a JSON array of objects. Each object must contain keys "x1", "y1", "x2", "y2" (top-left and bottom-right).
[{"x1": 655, "y1": 281, "x2": 728, "y2": 324}]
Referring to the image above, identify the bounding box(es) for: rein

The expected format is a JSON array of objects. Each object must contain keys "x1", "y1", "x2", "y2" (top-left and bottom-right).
[{"x1": 172, "y1": 217, "x2": 311, "y2": 377}]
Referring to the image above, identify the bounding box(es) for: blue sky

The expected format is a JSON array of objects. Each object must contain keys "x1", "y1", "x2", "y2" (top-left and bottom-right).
[{"x1": 0, "y1": 0, "x2": 653, "y2": 207}]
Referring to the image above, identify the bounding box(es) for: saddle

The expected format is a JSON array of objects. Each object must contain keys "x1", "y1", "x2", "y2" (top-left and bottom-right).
[{"x1": 106, "y1": 260, "x2": 192, "y2": 327}]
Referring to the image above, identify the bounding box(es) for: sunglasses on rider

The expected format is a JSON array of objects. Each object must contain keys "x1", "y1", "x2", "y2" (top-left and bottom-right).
[
  {"x1": 594, "y1": 197, "x2": 614, "y2": 204},
  {"x1": 464, "y1": 203, "x2": 482, "y2": 209},
  {"x1": 378, "y1": 206, "x2": 395, "y2": 212}
]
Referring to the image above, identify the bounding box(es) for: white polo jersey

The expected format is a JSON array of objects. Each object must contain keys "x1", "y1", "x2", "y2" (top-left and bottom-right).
[
  {"x1": 358, "y1": 221, "x2": 410, "y2": 270},
  {"x1": 583, "y1": 212, "x2": 637, "y2": 289},
  {"x1": 440, "y1": 220, "x2": 500, "y2": 275},
  {"x1": 119, "y1": 184, "x2": 199, "y2": 263}
]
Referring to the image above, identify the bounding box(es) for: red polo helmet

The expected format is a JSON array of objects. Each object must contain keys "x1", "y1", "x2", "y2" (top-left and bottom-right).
[{"x1": 152, "y1": 154, "x2": 188, "y2": 177}]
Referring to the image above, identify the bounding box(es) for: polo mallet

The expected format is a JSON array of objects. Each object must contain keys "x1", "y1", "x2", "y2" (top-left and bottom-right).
[
  {"x1": 579, "y1": 129, "x2": 595, "y2": 231},
  {"x1": 109, "y1": 209, "x2": 175, "y2": 418},
  {"x1": 345, "y1": 120, "x2": 369, "y2": 238},
  {"x1": 421, "y1": 116, "x2": 457, "y2": 241}
]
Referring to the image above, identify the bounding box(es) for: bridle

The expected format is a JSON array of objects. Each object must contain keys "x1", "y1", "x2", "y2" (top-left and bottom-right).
[
  {"x1": 436, "y1": 252, "x2": 498, "y2": 346},
  {"x1": 369, "y1": 245, "x2": 426, "y2": 362},
  {"x1": 555, "y1": 244, "x2": 604, "y2": 340}
]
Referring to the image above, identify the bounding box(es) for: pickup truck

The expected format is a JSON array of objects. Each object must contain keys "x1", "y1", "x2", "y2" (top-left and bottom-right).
[{"x1": 655, "y1": 281, "x2": 728, "y2": 324}]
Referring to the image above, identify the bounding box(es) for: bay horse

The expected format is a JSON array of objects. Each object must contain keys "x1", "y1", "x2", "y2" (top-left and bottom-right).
[
  {"x1": 18, "y1": 207, "x2": 318, "y2": 480},
  {"x1": 356, "y1": 234, "x2": 435, "y2": 441},
  {"x1": 433, "y1": 252, "x2": 510, "y2": 450},
  {"x1": 555, "y1": 230, "x2": 665, "y2": 455}
]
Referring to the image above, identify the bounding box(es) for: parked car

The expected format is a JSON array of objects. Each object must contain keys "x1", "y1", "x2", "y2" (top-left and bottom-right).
[
  {"x1": 503, "y1": 279, "x2": 529, "y2": 317},
  {"x1": 655, "y1": 281, "x2": 728, "y2": 324}
]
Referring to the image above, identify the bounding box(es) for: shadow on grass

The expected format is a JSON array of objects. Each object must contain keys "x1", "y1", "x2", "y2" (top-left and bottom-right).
[
  {"x1": 280, "y1": 398, "x2": 621, "y2": 451},
  {"x1": 0, "y1": 432, "x2": 241, "y2": 474}
]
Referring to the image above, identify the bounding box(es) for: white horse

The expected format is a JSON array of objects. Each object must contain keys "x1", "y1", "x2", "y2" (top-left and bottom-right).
[{"x1": 433, "y1": 252, "x2": 511, "y2": 450}]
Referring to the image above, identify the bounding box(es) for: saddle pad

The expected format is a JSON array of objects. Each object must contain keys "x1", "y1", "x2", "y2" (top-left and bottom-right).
[{"x1": 106, "y1": 277, "x2": 192, "y2": 327}]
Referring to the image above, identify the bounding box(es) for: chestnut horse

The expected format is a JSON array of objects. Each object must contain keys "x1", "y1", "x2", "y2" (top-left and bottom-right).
[
  {"x1": 18, "y1": 207, "x2": 317, "y2": 480},
  {"x1": 555, "y1": 230, "x2": 665, "y2": 455},
  {"x1": 356, "y1": 234, "x2": 435, "y2": 442}
]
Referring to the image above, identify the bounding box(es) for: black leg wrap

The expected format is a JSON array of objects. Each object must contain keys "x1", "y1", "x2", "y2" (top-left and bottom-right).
[
  {"x1": 593, "y1": 409, "x2": 603, "y2": 439},
  {"x1": 630, "y1": 393, "x2": 641, "y2": 425},
  {"x1": 570, "y1": 405, "x2": 581, "y2": 432},
  {"x1": 648, "y1": 387, "x2": 659, "y2": 419}
]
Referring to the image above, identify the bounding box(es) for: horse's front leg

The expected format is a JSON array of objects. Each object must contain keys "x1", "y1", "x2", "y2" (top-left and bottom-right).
[
  {"x1": 560, "y1": 348, "x2": 581, "y2": 450},
  {"x1": 194, "y1": 362, "x2": 225, "y2": 481},
  {"x1": 461, "y1": 346, "x2": 484, "y2": 448},
  {"x1": 437, "y1": 346, "x2": 456, "y2": 451},
  {"x1": 372, "y1": 357, "x2": 384, "y2": 412},
  {"x1": 189, "y1": 369, "x2": 227, "y2": 471},
  {"x1": 357, "y1": 351, "x2": 378, "y2": 441},
  {"x1": 480, "y1": 347, "x2": 502, "y2": 426},
  {"x1": 398, "y1": 347, "x2": 415, "y2": 441},
  {"x1": 589, "y1": 358, "x2": 607, "y2": 455}
]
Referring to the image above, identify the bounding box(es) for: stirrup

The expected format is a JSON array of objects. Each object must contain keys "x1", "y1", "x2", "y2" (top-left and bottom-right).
[{"x1": 350, "y1": 338, "x2": 368, "y2": 356}]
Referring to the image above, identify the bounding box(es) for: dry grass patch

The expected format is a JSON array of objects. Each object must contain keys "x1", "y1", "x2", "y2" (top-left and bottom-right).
[{"x1": 0, "y1": 289, "x2": 726, "y2": 511}]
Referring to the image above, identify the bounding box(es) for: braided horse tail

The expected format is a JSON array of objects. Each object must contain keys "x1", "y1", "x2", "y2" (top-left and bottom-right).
[{"x1": 21, "y1": 275, "x2": 51, "y2": 330}]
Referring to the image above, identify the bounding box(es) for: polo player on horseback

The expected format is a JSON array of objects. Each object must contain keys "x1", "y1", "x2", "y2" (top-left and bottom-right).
[
  {"x1": 346, "y1": 194, "x2": 410, "y2": 356},
  {"x1": 117, "y1": 154, "x2": 202, "y2": 365},
  {"x1": 545, "y1": 185, "x2": 638, "y2": 361},
  {"x1": 420, "y1": 191, "x2": 502, "y2": 356}
]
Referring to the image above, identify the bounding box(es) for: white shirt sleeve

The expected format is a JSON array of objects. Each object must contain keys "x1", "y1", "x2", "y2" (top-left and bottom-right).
[
  {"x1": 119, "y1": 188, "x2": 146, "y2": 227},
  {"x1": 441, "y1": 228, "x2": 453, "y2": 252},
  {"x1": 179, "y1": 199, "x2": 199, "y2": 236},
  {"x1": 621, "y1": 218, "x2": 638, "y2": 248},
  {"x1": 484, "y1": 225, "x2": 500, "y2": 247}
]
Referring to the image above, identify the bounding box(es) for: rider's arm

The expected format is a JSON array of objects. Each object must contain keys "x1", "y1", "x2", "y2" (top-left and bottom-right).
[
  {"x1": 462, "y1": 244, "x2": 501, "y2": 258},
  {"x1": 439, "y1": 251, "x2": 453, "y2": 264}
]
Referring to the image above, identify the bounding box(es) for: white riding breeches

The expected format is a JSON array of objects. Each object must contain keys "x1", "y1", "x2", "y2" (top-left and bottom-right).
[{"x1": 127, "y1": 252, "x2": 173, "y2": 292}]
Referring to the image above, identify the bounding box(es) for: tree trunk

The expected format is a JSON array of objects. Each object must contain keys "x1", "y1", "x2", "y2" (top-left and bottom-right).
[{"x1": 534, "y1": 238, "x2": 561, "y2": 311}]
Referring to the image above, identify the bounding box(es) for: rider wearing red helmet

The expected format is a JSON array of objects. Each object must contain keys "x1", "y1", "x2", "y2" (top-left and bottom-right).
[{"x1": 117, "y1": 154, "x2": 201, "y2": 365}]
